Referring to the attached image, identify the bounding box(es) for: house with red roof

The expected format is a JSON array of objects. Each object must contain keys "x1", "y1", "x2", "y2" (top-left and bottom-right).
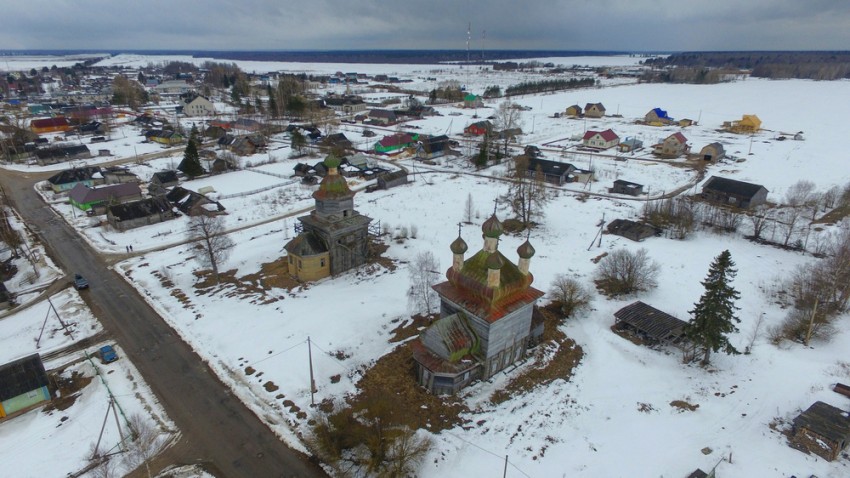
[
  {"x1": 582, "y1": 129, "x2": 620, "y2": 149},
  {"x1": 412, "y1": 215, "x2": 545, "y2": 395},
  {"x1": 653, "y1": 132, "x2": 690, "y2": 158},
  {"x1": 30, "y1": 117, "x2": 71, "y2": 134},
  {"x1": 464, "y1": 120, "x2": 493, "y2": 136}
]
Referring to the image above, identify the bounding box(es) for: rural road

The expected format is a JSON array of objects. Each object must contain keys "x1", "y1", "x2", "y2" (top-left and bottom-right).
[{"x1": 0, "y1": 169, "x2": 327, "y2": 478}]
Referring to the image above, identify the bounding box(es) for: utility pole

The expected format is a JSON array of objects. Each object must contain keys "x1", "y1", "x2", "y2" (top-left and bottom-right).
[
  {"x1": 503, "y1": 455, "x2": 509, "y2": 478},
  {"x1": 307, "y1": 336, "x2": 316, "y2": 406}
]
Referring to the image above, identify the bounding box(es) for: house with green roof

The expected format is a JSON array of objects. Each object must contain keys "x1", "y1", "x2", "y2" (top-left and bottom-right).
[{"x1": 463, "y1": 94, "x2": 483, "y2": 108}]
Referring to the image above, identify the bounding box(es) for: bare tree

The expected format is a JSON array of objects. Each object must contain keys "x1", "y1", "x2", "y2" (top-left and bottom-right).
[
  {"x1": 122, "y1": 414, "x2": 167, "y2": 478},
  {"x1": 492, "y1": 100, "x2": 524, "y2": 157},
  {"x1": 187, "y1": 214, "x2": 234, "y2": 284},
  {"x1": 503, "y1": 156, "x2": 549, "y2": 230},
  {"x1": 747, "y1": 205, "x2": 772, "y2": 240},
  {"x1": 463, "y1": 193, "x2": 475, "y2": 224},
  {"x1": 380, "y1": 427, "x2": 433, "y2": 478},
  {"x1": 548, "y1": 274, "x2": 593, "y2": 320},
  {"x1": 407, "y1": 251, "x2": 441, "y2": 315},
  {"x1": 595, "y1": 248, "x2": 660, "y2": 296}
]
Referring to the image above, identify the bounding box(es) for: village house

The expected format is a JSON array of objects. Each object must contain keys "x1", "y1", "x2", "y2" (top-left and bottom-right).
[
  {"x1": 106, "y1": 197, "x2": 177, "y2": 232},
  {"x1": 34, "y1": 144, "x2": 92, "y2": 165},
  {"x1": 101, "y1": 166, "x2": 140, "y2": 185},
  {"x1": 699, "y1": 142, "x2": 726, "y2": 162},
  {"x1": 149, "y1": 170, "x2": 179, "y2": 196},
  {"x1": 790, "y1": 401, "x2": 850, "y2": 461},
  {"x1": 584, "y1": 102, "x2": 606, "y2": 118},
  {"x1": 374, "y1": 133, "x2": 417, "y2": 155},
  {"x1": 582, "y1": 129, "x2": 620, "y2": 149},
  {"x1": 412, "y1": 215, "x2": 544, "y2": 395},
  {"x1": 416, "y1": 134, "x2": 450, "y2": 160},
  {"x1": 618, "y1": 137, "x2": 644, "y2": 153},
  {"x1": 324, "y1": 95, "x2": 367, "y2": 115},
  {"x1": 464, "y1": 120, "x2": 493, "y2": 136},
  {"x1": 724, "y1": 114, "x2": 762, "y2": 134},
  {"x1": 166, "y1": 186, "x2": 226, "y2": 217},
  {"x1": 367, "y1": 109, "x2": 397, "y2": 125},
  {"x1": 610, "y1": 179, "x2": 644, "y2": 196},
  {"x1": 521, "y1": 155, "x2": 576, "y2": 185},
  {"x1": 68, "y1": 182, "x2": 143, "y2": 213},
  {"x1": 376, "y1": 170, "x2": 408, "y2": 190},
  {"x1": 181, "y1": 95, "x2": 216, "y2": 117},
  {"x1": 284, "y1": 155, "x2": 372, "y2": 281},
  {"x1": 47, "y1": 166, "x2": 103, "y2": 193},
  {"x1": 644, "y1": 107, "x2": 673, "y2": 125},
  {"x1": 463, "y1": 94, "x2": 484, "y2": 109},
  {"x1": 653, "y1": 132, "x2": 690, "y2": 158},
  {"x1": 145, "y1": 130, "x2": 185, "y2": 146},
  {"x1": 30, "y1": 117, "x2": 71, "y2": 134},
  {"x1": 701, "y1": 176, "x2": 769, "y2": 209},
  {"x1": 320, "y1": 133, "x2": 353, "y2": 154},
  {"x1": 0, "y1": 354, "x2": 52, "y2": 419},
  {"x1": 564, "y1": 104, "x2": 582, "y2": 117},
  {"x1": 607, "y1": 219, "x2": 659, "y2": 242}
]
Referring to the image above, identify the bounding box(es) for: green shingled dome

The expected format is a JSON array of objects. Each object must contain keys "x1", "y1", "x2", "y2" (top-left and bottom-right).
[
  {"x1": 486, "y1": 251, "x2": 504, "y2": 270},
  {"x1": 517, "y1": 239, "x2": 536, "y2": 259},
  {"x1": 481, "y1": 214, "x2": 503, "y2": 238},
  {"x1": 450, "y1": 236, "x2": 469, "y2": 254},
  {"x1": 323, "y1": 154, "x2": 341, "y2": 169}
]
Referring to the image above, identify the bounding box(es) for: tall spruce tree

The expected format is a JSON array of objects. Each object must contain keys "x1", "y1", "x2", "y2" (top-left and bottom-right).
[
  {"x1": 178, "y1": 136, "x2": 204, "y2": 178},
  {"x1": 685, "y1": 250, "x2": 742, "y2": 365}
]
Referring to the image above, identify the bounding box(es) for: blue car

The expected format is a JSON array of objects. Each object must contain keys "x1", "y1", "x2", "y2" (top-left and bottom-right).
[{"x1": 98, "y1": 345, "x2": 118, "y2": 364}]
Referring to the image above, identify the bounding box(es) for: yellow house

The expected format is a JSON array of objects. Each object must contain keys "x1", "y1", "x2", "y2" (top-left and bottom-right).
[
  {"x1": 285, "y1": 234, "x2": 330, "y2": 281},
  {"x1": 729, "y1": 114, "x2": 761, "y2": 134}
]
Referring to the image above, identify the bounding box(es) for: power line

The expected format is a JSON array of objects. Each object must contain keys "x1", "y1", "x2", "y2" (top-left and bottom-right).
[
  {"x1": 249, "y1": 339, "x2": 306, "y2": 366},
  {"x1": 442, "y1": 430, "x2": 533, "y2": 478}
]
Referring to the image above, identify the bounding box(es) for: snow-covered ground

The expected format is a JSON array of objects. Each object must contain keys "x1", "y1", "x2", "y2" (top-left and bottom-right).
[
  {"x1": 4, "y1": 52, "x2": 850, "y2": 476},
  {"x1": 0, "y1": 205, "x2": 175, "y2": 477}
]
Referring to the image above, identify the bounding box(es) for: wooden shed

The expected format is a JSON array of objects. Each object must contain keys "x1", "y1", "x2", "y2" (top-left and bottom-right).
[
  {"x1": 610, "y1": 179, "x2": 644, "y2": 196},
  {"x1": 790, "y1": 401, "x2": 850, "y2": 461},
  {"x1": 613, "y1": 301, "x2": 689, "y2": 348}
]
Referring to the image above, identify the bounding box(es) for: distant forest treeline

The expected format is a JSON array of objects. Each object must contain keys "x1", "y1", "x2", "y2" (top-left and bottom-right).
[{"x1": 644, "y1": 51, "x2": 850, "y2": 80}]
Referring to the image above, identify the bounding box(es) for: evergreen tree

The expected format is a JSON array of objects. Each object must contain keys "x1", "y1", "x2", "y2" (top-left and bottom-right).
[
  {"x1": 267, "y1": 85, "x2": 278, "y2": 118},
  {"x1": 178, "y1": 137, "x2": 204, "y2": 178},
  {"x1": 685, "y1": 250, "x2": 742, "y2": 365}
]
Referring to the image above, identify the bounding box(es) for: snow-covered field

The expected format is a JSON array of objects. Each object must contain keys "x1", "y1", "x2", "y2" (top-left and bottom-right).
[{"x1": 4, "y1": 52, "x2": 850, "y2": 476}]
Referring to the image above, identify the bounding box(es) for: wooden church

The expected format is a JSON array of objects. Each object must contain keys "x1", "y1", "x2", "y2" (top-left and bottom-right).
[
  {"x1": 284, "y1": 155, "x2": 372, "y2": 281},
  {"x1": 412, "y1": 214, "x2": 544, "y2": 395}
]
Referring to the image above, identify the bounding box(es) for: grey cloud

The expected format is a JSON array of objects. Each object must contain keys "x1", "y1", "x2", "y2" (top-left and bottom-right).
[{"x1": 1, "y1": 0, "x2": 848, "y2": 51}]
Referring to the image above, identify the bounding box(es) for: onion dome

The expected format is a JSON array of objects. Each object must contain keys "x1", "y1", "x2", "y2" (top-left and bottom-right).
[
  {"x1": 323, "y1": 154, "x2": 342, "y2": 170},
  {"x1": 450, "y1": 235, "x2": 469, "y2": 254},
  {"x1": 481, "y1": 214, "x2": 503, "y2": 238},
  {"x1": 486, "y1": 252, "x2": 504, "y2": 270},
  {"x1": 517, "y1": 239, "x2": 536, "y2": 259}
]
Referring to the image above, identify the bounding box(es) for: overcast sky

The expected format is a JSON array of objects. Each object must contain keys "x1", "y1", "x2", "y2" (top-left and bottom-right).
[{"x1": 2, "y1": 0, "x2": 848, "y2": 52}]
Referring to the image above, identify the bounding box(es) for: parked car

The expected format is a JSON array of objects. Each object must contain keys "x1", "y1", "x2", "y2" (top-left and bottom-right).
[
  {"x1": 98, "y1": 345, "x2": 118, "y2": 364},
  {"x1": 73, "y1": 274, "x2": 89, "y2": 290}
]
